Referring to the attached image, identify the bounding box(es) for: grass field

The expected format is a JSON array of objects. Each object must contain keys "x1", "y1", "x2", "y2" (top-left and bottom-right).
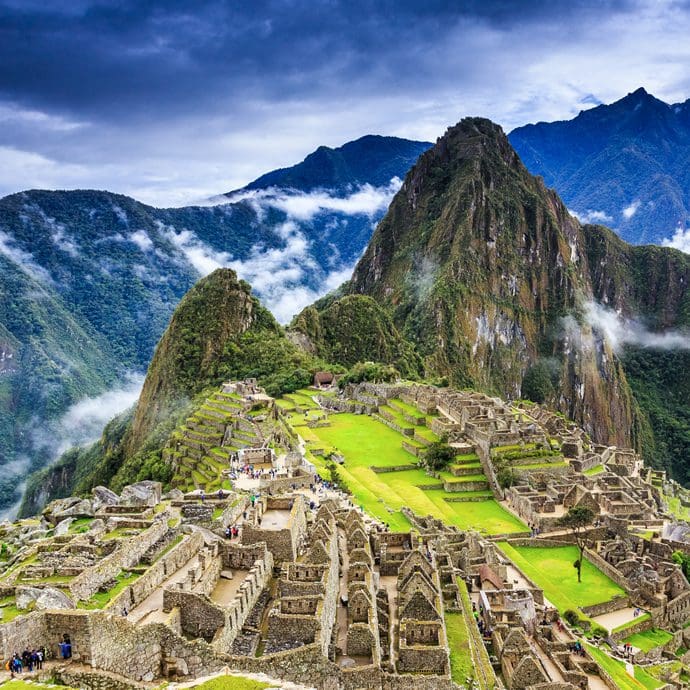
[
  {"x1": 586, "y1": 644, "x2": 664, "y2": 690},
  {"x1": 497, "y1": 543, "x2": 625, "y2": 612},
  {"x1": 187, "y1": 676, "x2": 269, "y2": 690},
  {"x1": 445, "y1": 612, "x2": 474, "y2": 684},
  {"x1": 306, "y1": 413, "x2": 526, "y2": 535},
  {"x1": 623, "y1": 628, "x2": 674, "y2": 652}
]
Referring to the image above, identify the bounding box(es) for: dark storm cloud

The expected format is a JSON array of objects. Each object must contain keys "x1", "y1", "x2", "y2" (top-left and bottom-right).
[
  {"x1": 0, "y1": 0, "x2": 635, "y2": 120},
  {"x1": 0, "y1": 0, "x2": 689, "y2": 204}
]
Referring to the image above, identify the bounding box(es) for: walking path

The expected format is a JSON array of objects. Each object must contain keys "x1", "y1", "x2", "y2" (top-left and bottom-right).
[
  {"x1": 592, "y1": 606, "x2": 639, "y2": 632},
  {"x1": 127, "y1": 555, "x2": 200, "y2": 625}
]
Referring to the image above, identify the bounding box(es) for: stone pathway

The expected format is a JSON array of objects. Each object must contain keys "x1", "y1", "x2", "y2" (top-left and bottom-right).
[
  {"x1": 127, "y1": 554, "x2": 200, "y2": 624},
  {"x1": 592, "y1": 606, "x2": 640, "y2": 632}
]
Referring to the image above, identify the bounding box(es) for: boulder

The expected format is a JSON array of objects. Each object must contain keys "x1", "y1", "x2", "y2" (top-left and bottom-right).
[
  {"x1": 92, "y1": 486, "x2": 119, "y2": 512},
  {"x1": 43, "y1": 497, "x2": 94, "y2": 524},
  {"x1": 88, "y1": 518, "x2": 106, "y2": 534},
  {"x1": 54, "y1": 518, "x2": 75, "y2": 536},
  {"x1": 164, "y1": 488, "x2": 184, "y2": 501},
  {"x1": 16, "y1": 586, "x2": 74, "y2": 611},
  {"x1": 120, "y1": 481, "x2": 162, "y2": 507}
]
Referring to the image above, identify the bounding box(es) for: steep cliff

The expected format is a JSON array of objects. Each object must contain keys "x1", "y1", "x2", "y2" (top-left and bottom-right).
[{"x1": 348, "y1": 118, "x2": 636, "y2": 446}]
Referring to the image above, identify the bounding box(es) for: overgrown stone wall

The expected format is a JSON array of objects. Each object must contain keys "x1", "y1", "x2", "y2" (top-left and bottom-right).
[
  {"x1": 110, "y1": 532, "x2": 204, "y2": 612},
  {"x1": 70, "y1": 518, "x2": 169, "y2": 601}
]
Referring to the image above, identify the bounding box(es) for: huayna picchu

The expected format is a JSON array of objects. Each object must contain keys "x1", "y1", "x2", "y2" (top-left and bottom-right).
[{"x1": 4, "y1": 116, "x2": 690, "y2": 689}]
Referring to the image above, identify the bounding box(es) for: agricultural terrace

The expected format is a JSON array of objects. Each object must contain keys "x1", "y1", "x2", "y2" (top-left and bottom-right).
[
  {"x1": 288, "y1": 409, "x2": 526, "y2": 535},
  {"x1": 496, "y1": 543, "x2": 625, "y2": 615}
]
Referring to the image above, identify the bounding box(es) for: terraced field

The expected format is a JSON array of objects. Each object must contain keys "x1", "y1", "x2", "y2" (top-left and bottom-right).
[{"x1": 291, "y1": 405, "x2": 526, "y2": 535}]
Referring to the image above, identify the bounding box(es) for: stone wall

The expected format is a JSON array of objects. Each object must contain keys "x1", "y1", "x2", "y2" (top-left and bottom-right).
[
  {"x1": 163, "y1": 589, "x2": 225, "y2": 640},
  {"x1": 582, "y1": 549, "x2": 630, "y2": 592},
  {"x1": 70, "y1": 518, "x2": 169, "y2": 601},
  {"x1": 110, "y1": 532, "x2": 204, "y2": 612},
  {"x1": 0, "y1": 610, "x2": 48, "y2": 659}
]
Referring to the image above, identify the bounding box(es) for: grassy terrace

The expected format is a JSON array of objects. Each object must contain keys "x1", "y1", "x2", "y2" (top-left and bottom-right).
[
  {"x1": 586, "y1": 644, "x2": 664, "y2": 690},
  {"x1": 445, "y1": 612, "x2": 474, "y2": 684},
  {"x1": 187, "y1": 676, "x2": 269, "y2": 690},
  {"x1": 622, "y1": 627, "x2": 673, "y2": 652},
  {"x1": 301, "y1": 413, "x2": 526, "y2": 535},
  {"x1": 496, "y1": 543, "x2": 625, "y2": 614}
]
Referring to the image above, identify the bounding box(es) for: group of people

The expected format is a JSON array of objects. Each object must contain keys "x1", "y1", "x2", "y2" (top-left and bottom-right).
[
  {"x1": 570, "y1": 640, "x2": 586, "y2": 657},
  {"x1": 528, "y1": 522, "x2": 541, "y2": 537},
  {"x1": 5, "y1": 648, "x2": 46, "y2": 676},
  {"x1": 621, "y1": 642, "x2": 636, "y2": 657}
]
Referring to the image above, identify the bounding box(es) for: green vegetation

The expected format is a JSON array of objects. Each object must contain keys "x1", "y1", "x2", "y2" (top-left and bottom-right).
[
  {"x1": 78, "y1": 570, "x2": 139, "y2": 609},
  {"x1": 622, "y1": 628, "x2": 673, "y2": 652},
  {"x1": 291, "y1": 295, "x2": 422, "y2": 378},
  {"x1": 445, "y1": 612, "x2": 474, "y2": 684},
  {"x1": 521, "y1": 360, "x2": 558, "y2": 403},
  {"x1": 557, "y1": 506, "x2": 595, "y2": 583},
  {"x1": 583, "y1": 465, "x2": 605, "y2": 476},
  {"x1": 422, "y1": 438, "x2": 455, "y2": 471},
  {"x1": 497, "y1": 543, "x2": 625, "y2": 613},
  {"x1": 612, "y1": 613, "x2": 651, "y2": 635},
  {"x1": 304, "y1": 413, "x2": 525, "y2": 535},
  {"x1": 585, "y1": 643, "x2": 663, "y2": 690},
  {"x1": 187, "y1": 675, "x2": 270, "y2": 690}
]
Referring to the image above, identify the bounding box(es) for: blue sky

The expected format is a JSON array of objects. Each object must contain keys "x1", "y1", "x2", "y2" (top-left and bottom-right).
[{"x1": 2, "y1": 0, "x2": 690, "y2": 205}]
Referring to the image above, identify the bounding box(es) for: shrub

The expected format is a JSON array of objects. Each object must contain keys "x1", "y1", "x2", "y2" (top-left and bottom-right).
[
  {"x1": 563, "y1": 609, "x2": 579, "y2": 626},
  {"x1": 423, "y1": 438, "x2": 455, "y2": 471}
]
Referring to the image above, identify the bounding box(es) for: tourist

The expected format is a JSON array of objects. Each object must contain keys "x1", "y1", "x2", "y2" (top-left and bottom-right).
[
  {"x1": 200, "y1": 489, "x2": 205, "y2": 503},
  {"x1": 225, "y1": 526, "x2": 231, "y2": 539},
  {"x1": 36, "y1": 648, "x2": 43, "y2": 670}
]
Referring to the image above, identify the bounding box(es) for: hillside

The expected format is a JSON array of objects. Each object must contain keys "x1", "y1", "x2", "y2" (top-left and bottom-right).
[
  {"x1": 20, "y1": 269, "x2": 333, "y2": 514},
  {"x1": 509, "y1": 88, "x2": 690, "y2": 245},
  {"x1": 0, "y1": 135, "x2": 428, "y2": 514},
  {"x1": 334, "y1": 117, "x2": 690, "y2": 480}
]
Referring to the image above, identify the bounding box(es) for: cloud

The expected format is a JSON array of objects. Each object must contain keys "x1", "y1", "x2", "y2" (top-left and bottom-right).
[
  {"x1": 227, "y1": 179, "x2": 402, "y2": 221},
  {"x1": 570, "y1": 208, "x2": 613, "y2": 224},
  {"x1": 1, "y1": 2, "x2": 690, "y2": 205},
  {"x1": 53, "y1": 372, "x2": 144, "y2": 455},
  {"x1": 0, "y1": 230, "x2": 52, "y2": 282},
  {"x1": 661, "y1": 226, "x2": 690, "y2": 253},
  {"x1": 51, "y1": 225, "x2": 80, "y2": 257},
  {"x1": 162, "y1": 223, "x2": 232, "y2": 275},
  {"x1": 129, "y1": 229, "x2": 153, "y2": 252},
  {"x1": 227, "y1": 220, "x2": 355, "y2": 323},
  {"x1": 584, "y1": 300, "x2": 690, "y2": 351},
  {"x1": 622, "y1": 200, "x2": 640, "y2": 219}
]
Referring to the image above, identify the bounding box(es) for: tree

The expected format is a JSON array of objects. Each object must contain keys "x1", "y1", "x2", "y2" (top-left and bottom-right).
[
  {"x1": 423, "y1": 438, "x2": 455, "y2": 472},
  {"x1": 557, "y1": 506, "x2": 595, "y2": 583}
]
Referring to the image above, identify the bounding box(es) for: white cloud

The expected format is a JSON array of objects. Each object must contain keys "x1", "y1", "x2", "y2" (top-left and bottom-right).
[
  {"x1": 162, "y1": 224, "x2": 232, "y2": 275},
  {"x1": 129, "y1": 229, "x2": 153, "y2": 252},
  {"x1": 0, "y1": 230, "x2": 52, "y2": 282},
  {"x1": 54, "y1": 373, "x2": 144, "y2": 456},
  {"x1": 622, "y1": 200, "x2": 640, "y2": 219},
  {"x1": 584, "y1": 300, "x2": 690, "y2": 352},
  {"x1": 227, "y1": 178, "x2": 402, "y2": 221},
  {"x1": 570, "y1": 208, "x2": 613, "y2": 225},
  {"x1": 51, "y1": 225, "x2": 80, "y2": 257},
  {"x1": 661, "y1": 226, "x2": 690, "y2": 253}
]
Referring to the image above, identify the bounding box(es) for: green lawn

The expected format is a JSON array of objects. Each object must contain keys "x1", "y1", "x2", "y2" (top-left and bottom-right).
[
  {"x1": 187, "y1": 676, "x2": 269, "y2": 690},
  {"x1": 445, "y1": 612, "x2": 474, "y2": 684},
  {"x1": 307, "y1": 414, "x2": 526, "y2": 535},
  {"x1": 583, "y1": 465, "x2": 605, "y2": 476},
  {"x1": 77, "y1": 571, "x2": 139, "y2": 609},
  {"x1": 623, "y1": 628, "x2": 673, "y2": 652},
  {"x1": 0, "y1": 682, "x2": 77, "y2": 690},
  {"x1": 497, "y1": 543, "x2": 625, "y2": 612},
  {"x1": 586, "y1": 644, "x2": 664, "y2": 690}
]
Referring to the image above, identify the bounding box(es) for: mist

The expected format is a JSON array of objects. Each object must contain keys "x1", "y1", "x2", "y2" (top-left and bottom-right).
[{"x1": 584, "y1": 300, "x2": 690, "y2": 351}]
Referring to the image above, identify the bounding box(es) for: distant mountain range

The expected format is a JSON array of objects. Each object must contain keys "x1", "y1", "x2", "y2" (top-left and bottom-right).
[
  {"x1": 509, "y1": 87, "x2": 690, "y2": 245},
  {"x1": 0, "y1": 135, "x2": 430, "y2": 513}
]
